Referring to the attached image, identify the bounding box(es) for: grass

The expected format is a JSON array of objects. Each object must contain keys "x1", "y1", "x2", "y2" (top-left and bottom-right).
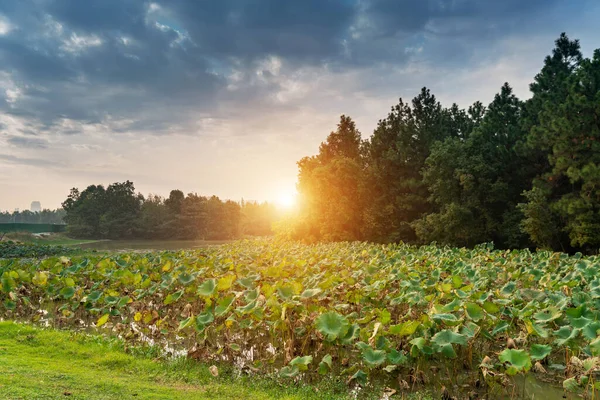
[
  {"x1": 0, "y1": 321, "x2": 432, "y2": 400},
  {"x1": 3, "y1": 232, "x2": 101, "y2": 247}
]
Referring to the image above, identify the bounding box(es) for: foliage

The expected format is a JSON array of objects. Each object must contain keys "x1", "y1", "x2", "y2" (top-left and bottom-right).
[
  {"x1": 285, "y1": 33, "x2": 600, "y2": 254},
  {"x1": 0, "y1": 241, "x2": 81, "y2": 259},
  {"x1": 364, "y1": 89, "x2": 475, "y2": 243},
  {"x1": 292, "y1": 116, "x2": 366, "y2": 242},
  {"x1": 0, "y1": 209, "x2": 65, "y2": 224},
  {"x1": 62, "y1": 181, "x2": 143, "y2": 239},
  {"x1": 2, "y1": 239, "x2": 600, "y2": 390},
  {"x1": 62, "y1": 182, "x2": 276, "y2": 241},
  {"x1": 415, "y1": 83, "x2": 531, "y2": 248},
  {"x1": 521, "y1": 44, "x2": 600, "y2": 252}
]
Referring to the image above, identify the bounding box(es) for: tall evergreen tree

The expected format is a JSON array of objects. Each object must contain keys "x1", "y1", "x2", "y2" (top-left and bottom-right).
[
  {"x1": 522, "y1": 49, "x2": 600, "y2": 251},
  {"x1": 520, "y1": 33, "x2": 586, "y2": 251},
  {"x1": 295, "y1": 115, "x2": 366, "y2": 241},
  {"x1": 416, "y1": 84, "x2": 529, "y2": 248},
  {"x1": 364, "y1": 88, "x2": 470, "y2": 242}
]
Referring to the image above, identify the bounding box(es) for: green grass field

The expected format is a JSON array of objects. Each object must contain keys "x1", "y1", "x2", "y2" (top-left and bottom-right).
[{"x1": 0, "y1": 321, "x2": 367, "y2": 400}]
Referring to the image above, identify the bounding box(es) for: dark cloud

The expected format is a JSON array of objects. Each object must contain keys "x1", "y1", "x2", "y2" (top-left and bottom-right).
[
  {"x1": 158, "y1": 0, "x2": 356, "y2": 63},
  {"x1": 0, "y1": 0, "x2": 590, "y2": 134},
  {"x1": 6, "y1": 135, "x2": 48, "y2": 149}
]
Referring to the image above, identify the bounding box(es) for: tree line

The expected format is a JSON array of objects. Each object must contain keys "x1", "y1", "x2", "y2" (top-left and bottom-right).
[
  {"x1": 62, "y1": 181, "x2": 278, "y2": 240},
  {"x1": 284, "y1": 33, "x2": 600, "y2": 253},
  {"x1": 0, "y1": 209, "x2": 66, "y2": 224}
]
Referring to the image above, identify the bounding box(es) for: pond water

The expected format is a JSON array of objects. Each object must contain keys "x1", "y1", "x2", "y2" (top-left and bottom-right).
[{"x1": 78, "y1": 239, "x2": 232, "y2": 251}]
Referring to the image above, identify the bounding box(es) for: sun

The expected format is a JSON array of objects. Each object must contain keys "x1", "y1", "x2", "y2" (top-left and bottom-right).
[{"x1": 275, "y1": 191, "x2": 297, "y2": 210}]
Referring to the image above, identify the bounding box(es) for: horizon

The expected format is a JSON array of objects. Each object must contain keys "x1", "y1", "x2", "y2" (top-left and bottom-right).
[{"x1": 1, "y1": 1, "x2": 600, "y2": 211}]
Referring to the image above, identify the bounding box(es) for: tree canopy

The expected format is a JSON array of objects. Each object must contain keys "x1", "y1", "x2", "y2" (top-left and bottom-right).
[
  {"x1": 62, "y1": 181, "x2": 278, "y2": 240},
  {"x1": 285, "y1": 33, "x2": 600, "y2": 253}
]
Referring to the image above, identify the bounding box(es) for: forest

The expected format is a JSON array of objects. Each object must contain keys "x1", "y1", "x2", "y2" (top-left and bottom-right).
[
  {"x1": 0, "y1": 209, "x2": 65, "y2": 224},
  {"x1": 284, "y1": 33, "x2": 600, "y2": 254},
  {"x1": 61, "y1": 181, "x2": 278, "y2": 240}
]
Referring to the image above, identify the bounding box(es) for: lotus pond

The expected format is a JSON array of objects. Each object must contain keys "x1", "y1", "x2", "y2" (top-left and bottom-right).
[{"x1": 1, "y1": 239, "x2": 600, "y2": 398}]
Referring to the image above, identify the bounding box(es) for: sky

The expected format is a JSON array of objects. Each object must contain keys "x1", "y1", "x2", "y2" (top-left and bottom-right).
[{"x1": 1, "y1": 0, "x2": 599, "y2": 211}]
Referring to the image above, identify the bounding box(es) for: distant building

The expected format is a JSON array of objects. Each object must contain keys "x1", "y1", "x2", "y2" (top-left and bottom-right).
[{"x1": 30, "y1": 201, "x2": 41, "y2": 212}]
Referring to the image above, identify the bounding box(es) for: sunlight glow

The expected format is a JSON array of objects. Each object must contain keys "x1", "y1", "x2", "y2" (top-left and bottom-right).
[{"x1": 275, "y1": 191, "x2": 297, "y2": 210}]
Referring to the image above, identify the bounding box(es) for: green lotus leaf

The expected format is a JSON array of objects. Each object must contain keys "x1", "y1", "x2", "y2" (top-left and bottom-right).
[
  {"x1": 440, "y1": 343, "x2": 457, "y2": 358},
  {"x1": 60, "y1": 287, "x2": 75, "y2": 299},
  {"x1": 349, "y1": 369, "x2": 367, "y2": 385},
  {"x1": 315, "y1": 311, "x2": 350, "y2": 341},
  {"x1": 389, "y1": 320, "x2": 420, "y2": 336},
  {"x1": 383, "y1": 364, "x2": 397, "y2": 373},
  {"x1": 569, "y1": 316, "x2": 592, "y2": 329},
  {"x1": 178, "y1": 316, "x2": 194, "y2": 330},
  {"x1": 300, "y1": 288, "x2": 321, "y2": 299},
  {"x1": 115, "y1": 258, "x2": 128, "y2": 268},
  {"x1": 387, "y1": 349, "x2": 407, "y2": 365},
  {"x1": 361, "y1": 346, "x2": 386, "y2": 367},
  {"x1": 461, "y1": 322, "x2": 479, "y2": 338},
  {"x1": 432, "y1": 330, "x2": 468, "y2": 347},
  {"x1": 431, "y1": 313, "x2": 460, "y2": 325},
  {"x1": 236, "y1": 300, "x2": 257, "y2": 314},
  {"x1": 530, "y1": 344, "x2": 552, "y2": 361},
  {"x1": 339, "y1": 323, "x2": 360, "y2": 344},
  {"x1": 482, "y1": 301, "x2": 500, "y2": 314},
  {"x1": 410, "y1": 337, "x2": 434, "y2": 356},
  {"x1": 4, "y1": 299, "x2": 16, "y2": 310},
  {"x1": 533, "y1": 306, "x2": 562, "y2": 323},
  {"x1": 441, "y1": 298, "x2": 461, "y2": 312},
  {"x1": 554, "y1": 326, "x2": 581, "y2": 346},
  {"x1": 244, "y1": 287, "x2": 260, "y2": 302},
  {"x1": 197, "y1": 279, "x2": 216, "y2": 297},
  {"x1": 465, "y1": 303, "x2": 484, "y2": 321},
  {"x1": 318, "y1": 354, "x2": 332, "y2": 375},
  {"x1": 237, "y1": 276, "x2": 256, "y2": 289},
  {"x1": 197, "y1": 311, "x2": 214, "y2": 325},
  {"x1": 279, "y1": 365, "x2": 300, "y2": 378},
  {"x1": 116, "y1": 296, "x2": 130, "y2": 308},
  {"x1": 215, "y1": 295, "x2": 235, "y2": 317},
  {"x1": 451, "y1": 275, "x2": 463, "y2": 288},
  {"x1": 582, "y1": 321, "x2": 600, "y2": 340},
  {"x1": 525, "y1": 319, "x2": 549, "y2": 338},
  {"x1": 289, "y1": 355, "x2": 313, "y2": 371},
  {"x1": 499, "y1": 349, "x2": 532, "y2": 375},
  {"x1": 565, "y1": 306, "x2": 585, "y2": 319},
  {"x1": 277, "y1": 285, "x2": 295, "y2": 300},
  {"x1": 410, "y1": 337, "x2": 427, "y2": 349},
  {"x1": 355, "y1": 341, "x2": 370, "y2": 352},
  {"x1": 32, "y1": 271, "x2": 48, "y2": 287},
  {"x1": 501, "y1": 282, "x2": 517, "y2": 295},
  {"x1": 563, "y1": 377, "x2": 580, "y2": 392},
  {"x1": 582, "y1": 358, "x2": 597, "y2": 373},
  {"x1": 178, "y1": 272, "x2": 195, "y2": 285},
  {"x1": 195, "y1": 311, "x2": 214, "y2": 331},
  {"x1": 164, "y1": 290, "x2": 184, "y2": 305},
  {"x1": 86, "y1": 291, "x2": 102, "y2": 303},
  {"x1": 589, "y1": 336, "x2": 600, "y2": 356}
]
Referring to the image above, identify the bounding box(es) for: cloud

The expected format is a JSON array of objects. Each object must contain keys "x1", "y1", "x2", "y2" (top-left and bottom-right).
[
  {"x1": 0, "y1": 0, "x2": 582, "y2": 135},
  {"x1": 6, "y1": 135, "x2": 48, "y2": 148},
  {"x1": 0, "y1": 153, "x2": 59, "y2": 167},
  {"x1": 0, "y1": 0, "x2": 598, "y2": 211}
]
